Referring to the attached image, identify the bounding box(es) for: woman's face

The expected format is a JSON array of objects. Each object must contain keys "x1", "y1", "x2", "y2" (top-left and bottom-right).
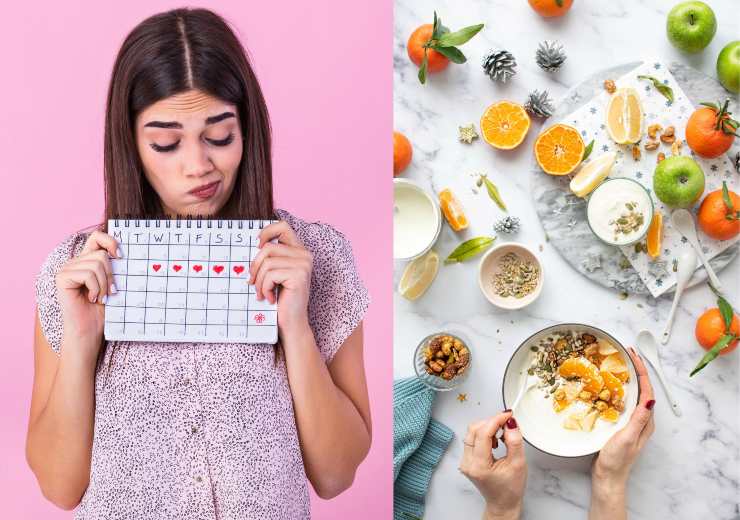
[{"x1": 135, "y1": 89, "x2": 244, "y2": 217}]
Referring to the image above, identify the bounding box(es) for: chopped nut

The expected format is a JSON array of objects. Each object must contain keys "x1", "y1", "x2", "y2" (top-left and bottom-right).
[
  {"x1": 662, "y1": 126, "x2": 675, "y2": 137},
  {"x1": 644, "y1": 140, "x2": 660, "y2": 151},
  {"x1": 595, "y1": 400, "x2": 608, "y2": 411},
  {"x1": 613, "y1": 399, "x2": 625, "y2": 412},
  {"x1": 579, "y1": 390, "x2": 592, "y2": 400},
  {"x1": 657, "y1": 152, "x2": 666, "y2": 163},
  {"x1": 554, "y1": 388, "x2": 566, "y2": 400},
  {"x1": 671, "y1": 139, "x2": 683, "y2": 156},
  {"x1": 632, "y1": 144, "x2": 641, "y2": 161},
  {"x1": 660, "y1": 134, "x2": 676, "y2": 144},
  {"x1": 429, "y1": 360, "x2": 444, "y2": 373},
  {"x1": 647, "y1": 124, "x2": 662, "y2": 139},
  {"x1": 435, "y1": 350, "x2": 445, "y2": 359},
  {"x1": 598, "y1": 389, "x2": 611, "y2": 401},
  {"x1": 555, "y1": 338, "x2": 568, "y2": 351},
  {"x1": 442, "y1": 364, "x2": 457, "y2": 380},
  {"x1": 604, "y1": 79, "x2": 616, "y2": 94},
  {"x1": 581, "y1": 334, "x2": 597, "y2": 344},
  {"x1": 441, "y1": 342, "x2": 452, "y2": 356}
]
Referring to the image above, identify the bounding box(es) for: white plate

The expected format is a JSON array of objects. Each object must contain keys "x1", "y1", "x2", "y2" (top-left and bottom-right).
[{"x1": 502, "y1": 324, "x2": 640, "y2": 458}]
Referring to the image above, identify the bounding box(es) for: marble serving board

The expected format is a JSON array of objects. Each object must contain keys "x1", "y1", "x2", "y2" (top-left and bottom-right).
[{"x1": 531, "y1": 61, "x2": 739, "y2": 297}]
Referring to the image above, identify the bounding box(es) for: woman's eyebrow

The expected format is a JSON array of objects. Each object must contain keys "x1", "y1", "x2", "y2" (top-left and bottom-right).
[{"x1": 143, "y1": 111, "x2": 236, "y2": 129}]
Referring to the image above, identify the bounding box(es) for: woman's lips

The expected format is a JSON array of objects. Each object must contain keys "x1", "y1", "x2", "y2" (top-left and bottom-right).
[{"x1": 189, "y1": 180, "x2": 220, "y2": 199}]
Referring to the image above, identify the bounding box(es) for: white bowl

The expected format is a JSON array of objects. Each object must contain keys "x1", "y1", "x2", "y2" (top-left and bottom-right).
[
  {"x1": 502, "y1": 324, "x2": 640, "y2": 458},
  {"x1": 393, "y1": 179, "x2": 442, "y2": 261},
  {"x1": 478, "y1": 242, "x2": 544, "y2": 310}
]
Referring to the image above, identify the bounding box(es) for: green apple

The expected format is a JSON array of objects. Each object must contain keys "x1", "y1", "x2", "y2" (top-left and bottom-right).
[
  {"x1": 666, "y1": 1, "x2": 717, "y2": 53},
  {"x1": 717, "y1": 41, "x2": 740, "y2": 94},
  {"x1": 653, "y1": 156, "x2": 705, "y2": 208}
]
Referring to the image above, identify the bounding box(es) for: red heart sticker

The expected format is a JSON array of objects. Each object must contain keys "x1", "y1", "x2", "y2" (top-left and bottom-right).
[
  {"x1": 152, "y1": 264, "x2": 161, "y2": 272},
  {"x1": 193, "y1": 265, "x2": 203, "y2": 273},
  {"x1": 233, "y1": 265, "x2": 245, "y2": 275},
  {"x1": 213, "y1": 265, "x2": 224, "y2": 274},
  {"x1": 172, "y1": 264, "x2": 182, "y2": 272}
]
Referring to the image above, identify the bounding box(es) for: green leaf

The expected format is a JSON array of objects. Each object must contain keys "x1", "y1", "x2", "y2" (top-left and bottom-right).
[
  {"x1": 481, "y1": 174, "x2": 507, "y2": 211},
  {"x1": 637, "y1": 75, "x2": 674, "y2": 103},
  {"x1": 418, "y1": 51, "x2": 428, "y2": 84},
  {"x1": 434, "y1": 45, "x2": 466, "y2": 64},
  {"x1": 699, "y1": 101, "x2": 719, "y2": 111},
  {"x1": 582, "y1": 140, "x2": 595, "y2": 161},
  {"x1": 690, "y1": 333, "x2": 736, "y2": 376},
  {"x1": 718, "y1": 295, "x2": 735, "y2": 331},
  {"x1": 435, "y1": 23, "x2": 484, "y2": 47},
  {"x1": 722, "y1": 181, "x2": 736, "y2": 214},
  {"x1": 432, "y1": 11, "x2": 441, "y2": 40},
  {"x1": 444, "y1": 236, "x2": 495, "y2": 264}
]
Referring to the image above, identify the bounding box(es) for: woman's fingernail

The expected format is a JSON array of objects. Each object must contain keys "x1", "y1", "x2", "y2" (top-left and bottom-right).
[
  {"x1": 646, "y1": 399, "x2": 656, "y2": 410},
  {"x1": 116, "y1": 247, "x2": 123, "y2": 258},
  {"x1": 503, "y1": 409, "x2": 512, "y2": 413},
  {"x1": 110, "y1": 283, "x2": 117, "y2": 294},
  {"x1": 506, "y1": 417, "x2": 518, "y2": 429}
]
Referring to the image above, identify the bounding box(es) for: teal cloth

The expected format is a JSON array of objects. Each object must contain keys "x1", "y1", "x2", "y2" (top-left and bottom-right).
[{"x1": 393, "y1": 377, "x2": 453, "y2": 520}]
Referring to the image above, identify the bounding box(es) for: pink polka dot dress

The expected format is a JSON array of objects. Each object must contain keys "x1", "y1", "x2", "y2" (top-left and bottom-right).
[{"x1": 34, "y1": 208, "x2": 370, "y2": 519}]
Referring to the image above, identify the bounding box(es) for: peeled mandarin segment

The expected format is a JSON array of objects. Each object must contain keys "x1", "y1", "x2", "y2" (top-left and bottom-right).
[
  {"x1": 535, "y1": 124, "x2": 585, "y2": 175},
  {"x1": 559, "y1": 357, "x2": 604, "y2": 393},
  {"x1": 553, "y1": 397, "x2": 571, "y2": 412},
  {"x1": 481, "y1": 101, "x2": 531, "y2": 150},
  {"x1": 600, "y1": 352, "x2": 628, "y2": 374},
  {"x1": 439, "y1": 189, "x2": 468, "y2": 231},
  {"x1": 646, "y1": 212, "x2": 663, "y2": 259},
  {"x1": 399, "y1": 249, "x2": 440, "y2": 300},
  {"x1": 600, "y1": 370, "x2": 624, "y2": 401},
  {"x1": 599, "y1": 408, "x2": 620, "y2": 422}
]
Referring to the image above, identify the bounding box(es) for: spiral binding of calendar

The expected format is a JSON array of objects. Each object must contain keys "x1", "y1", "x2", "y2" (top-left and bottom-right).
[{"x1": 111, "y1": 218, "x2": 277, "y2": 229}]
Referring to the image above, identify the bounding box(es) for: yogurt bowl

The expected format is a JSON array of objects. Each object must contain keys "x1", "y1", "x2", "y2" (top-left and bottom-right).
[
  {"x1": 502, "y1": 324, "x2": 639, "y2": 458},
  {"x1": 586, "y1": 177, "x2": 654, "y2": 247},
  {"x1": 393, "y1": 179, "x2": 442, "y2": 261}
]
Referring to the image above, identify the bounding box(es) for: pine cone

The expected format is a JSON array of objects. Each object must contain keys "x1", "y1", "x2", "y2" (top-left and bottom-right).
[
  {"x1": 482, "y1": 49, "x2": 517, "y2": 83},
  {"x1": 524, "y1": 90, "x2": 555, "y2": 118},
  {"x1": 494, "y1": 216, "x2": 521, "y2": 234},
  {"x1": 536, "y1": 40, "x2": 566, "y2": 73}
]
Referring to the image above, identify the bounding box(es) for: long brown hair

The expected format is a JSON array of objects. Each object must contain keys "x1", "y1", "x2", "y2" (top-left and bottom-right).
[{"x1": 99, "y1": 7, "x2": 274, "y2": 230}]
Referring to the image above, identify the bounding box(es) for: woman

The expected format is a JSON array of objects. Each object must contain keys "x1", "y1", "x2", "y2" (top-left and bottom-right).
[
  {"x1": 26, "y1": 7, "x2": 371, "y2": 519},
  {"x1": 460, "y1": 348, "x2": 655, "y2": 520}
]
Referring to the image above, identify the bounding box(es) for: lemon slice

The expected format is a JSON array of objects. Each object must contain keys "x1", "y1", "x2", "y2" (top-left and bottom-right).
[
  {"x1": 399, "y1": 249, "x2": 439, "y2": 300},
  {"x1": 569, "y1": 151, "x2": 616, "y2": 197},
  {"x1": 606, "y1": 88, "x2": 643, "y2": 144}
]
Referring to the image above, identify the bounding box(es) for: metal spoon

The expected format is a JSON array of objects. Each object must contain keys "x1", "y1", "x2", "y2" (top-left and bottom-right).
[
  {"x1": 636, "y1": 330, "x2": 681, "y2": 416},
  {"x1": 671, "y1": 209, "x2": 723, "y2": 292},
  {"x1": 661, "y1": 247, "x2": 697, "y2": 345}
]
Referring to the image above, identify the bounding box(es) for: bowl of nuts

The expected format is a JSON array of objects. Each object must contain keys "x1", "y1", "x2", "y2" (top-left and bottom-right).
[
  {"x1": 502, "y1": 324, "x2": 640, "y2": 457},
  {"x1": 414, "y1": 331, "x2": 472, "y2": 391}
]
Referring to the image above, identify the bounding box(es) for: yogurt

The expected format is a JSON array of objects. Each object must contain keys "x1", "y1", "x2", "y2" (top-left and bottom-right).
[
  {"x1": 586, "y1": 178, "x2": 653, "y2": 246},
  {"x1": 393, "y1": 180, "x2": 441, "y2": 259}
]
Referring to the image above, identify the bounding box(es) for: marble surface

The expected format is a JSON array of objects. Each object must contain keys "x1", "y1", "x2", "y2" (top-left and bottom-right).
[{"x1": 393, "y1": 1, "x2": 740, "y2": 519}]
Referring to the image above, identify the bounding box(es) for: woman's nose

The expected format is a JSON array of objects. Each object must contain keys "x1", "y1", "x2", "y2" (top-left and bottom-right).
[{"x1": 182, "y1": 142, "x2": 213, "y2": 177}]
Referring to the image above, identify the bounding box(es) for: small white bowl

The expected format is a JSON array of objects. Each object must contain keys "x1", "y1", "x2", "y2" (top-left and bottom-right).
[
  {"x1": 393, "y1": 179, "x2": 442, "y2": 261},
  {"x1": 478, "y1": 242, "x2": 544, "y2": 310},
  {"x1": 502, "y1": 324, "x2": 640, "y2": 458}
]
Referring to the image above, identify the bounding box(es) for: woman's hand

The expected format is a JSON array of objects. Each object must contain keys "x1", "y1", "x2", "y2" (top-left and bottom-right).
[
  {"x1": 460, "y1": 411, "x2": 527, "y2": 520},
  {"x1": 589, "y1": 347, "x2": 655, "y2": 520},
  {"x1": 55, "y1": 230, "x2": 120, "y2": 348},
  {"x1": 249, "y1": 220, "x2": 313, "y2": 332}
]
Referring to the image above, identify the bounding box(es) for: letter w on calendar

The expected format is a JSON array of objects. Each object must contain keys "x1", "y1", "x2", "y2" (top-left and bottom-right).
[{"x1": 104, "y1": 219, "x2": 279, "y2": 344}]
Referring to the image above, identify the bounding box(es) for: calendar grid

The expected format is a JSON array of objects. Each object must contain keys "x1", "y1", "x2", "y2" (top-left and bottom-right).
[{"x1": 104, "y1": 219, "x2": 278, "y2": 344}]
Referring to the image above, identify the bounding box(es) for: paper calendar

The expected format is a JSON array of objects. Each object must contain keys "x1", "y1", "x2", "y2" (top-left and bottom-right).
[{"x1": 104, "y1": 219, "x2": 279, "y2": 344}]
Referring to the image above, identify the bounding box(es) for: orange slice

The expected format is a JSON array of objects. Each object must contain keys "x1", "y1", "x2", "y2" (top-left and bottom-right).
[
  {"x1": 534, "y1": 123, "x2": 585, "y2": 175},
  {"x1": 600, "y1": 370, "x2": 624, "y2": 402},
  {"x1": 439, "y1": 189, "x2": 469, "y2": 231},
  {"x1": 599, "y1": 407, "x2": 620, "y2": 422},
  {"x1": 646, "y1": 212, "x2": 663, "y2": 259},
  {"x1": 480, "y1": 101, "x2": 531, "y2": 150},
  {"x1": 600, "y1": 353, "x2": 628, "y2": 374},
  {"x1": 559, "y1": 357, "x2": 604, "y2": 394}
]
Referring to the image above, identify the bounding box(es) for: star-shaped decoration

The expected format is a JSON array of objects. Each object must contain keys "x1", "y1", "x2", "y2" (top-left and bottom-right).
[
  {"x1": 458, "y1": 124, "x2": 479, "y2": 144},
  {"x1": 457, "y1": 393, "x2": 468, "y2": 402}
]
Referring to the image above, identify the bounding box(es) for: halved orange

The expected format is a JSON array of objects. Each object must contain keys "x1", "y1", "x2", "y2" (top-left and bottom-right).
[
  {"x1": 559, "y1": 357, "x2": 604, "y2": 394},
  {"x1": 439, "y1": 189, "x2": 469, "y2": 231},
  {"x1": 534, "y1": 123, "x2": 585, "y2": 175},
  {"x1": 646, "y1": 212, "x2": 663, "y2": 259},
  {"x1": 480, "y1": 101, "x2": 531, "y2": 150}
]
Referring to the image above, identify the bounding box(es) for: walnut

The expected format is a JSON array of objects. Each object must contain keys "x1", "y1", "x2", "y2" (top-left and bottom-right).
[
  {"x1": 657, "y1": 152, "x2": 666, "y2": 163},
  {"x1": 581, "y1": 333, "x2": 597, "y2": 344},
  {"x1": 429, "y1": 360, "x2": 444, "y2": 373},
  {"x1": 660, "y1": 134, "x2": 676, "y2": 144},
  {"x1": 595, "y1": 400, "x2": 608, "y2": 411},
  {"x1": 662, "y1": 126, "x2": 675, "y2": 137},
  {"x1": 647, "y1": 124, "x2": 662, "y2": 139},
  {"x1": 598, "y1": 389, "x2": 611, "y2": 401},
  {"x1": 632, "y1": 144, "x2": 641, "y2": 161},
  {"x1": 604, "y1": 79, "x2": 616, "y2": 94},
  {"x1": 672, "y1": 139, "x2": 683, "y2": 156},
  {"x1": 644, "y1": 140, "x2": 660, "y2": 151}
]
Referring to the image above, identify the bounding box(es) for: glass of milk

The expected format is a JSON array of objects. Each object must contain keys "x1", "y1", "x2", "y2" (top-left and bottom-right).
[{"x1": 393, "y1": 179, "x2": 442, "y2": 260}]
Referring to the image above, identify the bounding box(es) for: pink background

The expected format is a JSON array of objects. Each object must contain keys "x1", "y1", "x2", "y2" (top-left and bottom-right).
[{"x1": 0, "y1": 1, "x2": 391, "y2": 518}]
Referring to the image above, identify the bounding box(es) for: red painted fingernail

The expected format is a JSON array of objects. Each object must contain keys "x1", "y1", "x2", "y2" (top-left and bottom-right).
[
  {"x1": 646, "y1": 399, "x2": 656, "y2": 410},
  {"x1": 503, "y1": 409, "x2": 512, "y2": 413},
  {"x1": 506, "y1": 417, "x2": 518, "y2": 429}
]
